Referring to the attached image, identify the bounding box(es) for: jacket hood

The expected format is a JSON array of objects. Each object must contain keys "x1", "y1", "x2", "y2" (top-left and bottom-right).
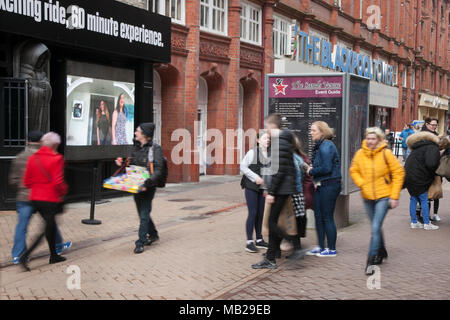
[
  {"x1": 361, "y1": 140, "x2": 387, "y2": 154},
  {"x1": 406, "y1": 131, "x2": 440, "y2": 149}
]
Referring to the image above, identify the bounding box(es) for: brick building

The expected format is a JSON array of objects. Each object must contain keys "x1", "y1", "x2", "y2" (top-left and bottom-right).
[{"x1": 116, "y1": 0, "x2": 449, "y2": 184}]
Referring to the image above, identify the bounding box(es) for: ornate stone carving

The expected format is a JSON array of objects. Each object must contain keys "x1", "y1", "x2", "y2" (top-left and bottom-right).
[
  {"x1": 200, "y1": 41, "x2": 229, "y2": 58},
  {"x1": 240, "y1": 48, "x2": 263, "y2": 65}
]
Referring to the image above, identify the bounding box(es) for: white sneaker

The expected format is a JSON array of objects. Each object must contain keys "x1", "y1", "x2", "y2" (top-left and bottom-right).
[
  {"x1": 411, "y1": 222, "x2": 424, "y2": 229},
  {"x1": 434, "y1": 214, "x2": 441, "y2": 222},
  {"x1": 424, "y1": 223, "x2": 439, "y2": 230},
  {"x1": 306, "y1": 246, "x2": 322, "y2": 256}
]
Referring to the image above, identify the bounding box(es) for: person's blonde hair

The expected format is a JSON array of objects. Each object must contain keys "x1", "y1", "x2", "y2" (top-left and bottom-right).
[
  {"x1": 365, "y1": 127, "x2": 385, "y2": 141},
  {"x1": 312, "y1": 121, "x2": 334, "y2": 140}
]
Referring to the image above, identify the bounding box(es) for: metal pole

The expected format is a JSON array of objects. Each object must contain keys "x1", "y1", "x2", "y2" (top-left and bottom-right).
[{"x1": 82, "y1": 161, "x2": 102, "y2": 225}]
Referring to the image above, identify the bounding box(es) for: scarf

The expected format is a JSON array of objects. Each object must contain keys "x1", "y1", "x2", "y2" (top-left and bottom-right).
[{"x1": 311, "y1": 139, "x2": 324, "y2": 165}]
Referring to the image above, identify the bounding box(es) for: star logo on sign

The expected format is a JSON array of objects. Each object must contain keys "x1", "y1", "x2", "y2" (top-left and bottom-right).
[{"x1": 273, "y1": 79, "x2": 288, "y2": 95}]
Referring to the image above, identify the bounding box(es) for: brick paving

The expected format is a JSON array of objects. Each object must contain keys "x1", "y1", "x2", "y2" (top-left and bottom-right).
[{"x1": 1, "y1": 176, "x2": 450, "y2": 300}]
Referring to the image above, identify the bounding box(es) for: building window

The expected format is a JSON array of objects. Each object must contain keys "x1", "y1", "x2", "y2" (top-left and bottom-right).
[
  {"x1": 240, "y1": 2, "x2": 262, "y2": 45},
  {"x1": 411, "y1": 69, "x2": 415, "y2": 89},
  {"x1": 200, "y1": 0, "x2": 227, "y2": 35},
  {"x1": 273, "y1": 15, "x2": 291, "y2": 57},
  {"x1": 149, "y1": 0, "x2": 185, "y2": 25},
  {"x1": 392, "y1": 63, "x2": 398, "y2": 86}
]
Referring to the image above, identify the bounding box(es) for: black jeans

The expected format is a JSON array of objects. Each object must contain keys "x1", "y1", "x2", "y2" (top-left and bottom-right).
[
  {"x1": 134, "y1": 188, "x2": 158, "y2": 246},
  {"x1": 266, "y1": 195, "x2": 290, "y2": 261},
  {"x1": 22, "y1": 201, "x2": 60, "y2": 258},
  {"x1": 244, "y1": 188, "x2": 265, "y2": 241}
]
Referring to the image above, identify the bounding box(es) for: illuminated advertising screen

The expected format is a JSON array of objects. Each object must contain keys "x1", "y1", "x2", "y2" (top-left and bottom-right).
[{"x1": 65, "y1": 61, "x2": 135, "y2": 160}]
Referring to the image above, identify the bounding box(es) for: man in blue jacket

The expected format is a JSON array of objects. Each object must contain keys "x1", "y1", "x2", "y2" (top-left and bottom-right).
[{"x1": 399, "y1": 124, "x2": 415, "y2": 162}]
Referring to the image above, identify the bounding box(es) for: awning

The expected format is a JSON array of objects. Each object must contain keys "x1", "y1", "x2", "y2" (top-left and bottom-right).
[{"x1": 419, "y1": 93, "x2": 449, "y2": 111}]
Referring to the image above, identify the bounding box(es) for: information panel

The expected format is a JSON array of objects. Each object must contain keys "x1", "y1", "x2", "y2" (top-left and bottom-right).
[
  {"x1": 346, "y1": 76, "x2": 369, "y2": 193},
  {"x1": 266, "y1": 75, "x2": 343, "y2": 159}
]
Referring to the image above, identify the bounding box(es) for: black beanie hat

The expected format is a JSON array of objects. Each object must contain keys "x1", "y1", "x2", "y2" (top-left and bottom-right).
[
  {"x1": 28, "y1": 131, "x2": 44, "y2": 142},
  {"x1": 139, "y1": 123, "x2": 155, "y2": 138}
]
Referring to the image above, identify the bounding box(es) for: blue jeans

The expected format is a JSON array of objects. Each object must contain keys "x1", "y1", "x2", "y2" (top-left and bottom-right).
[
  {"x1": 313, "y1": 182, "x2": 341, "y2": 251},
  {"x1": 364, "y1": 198, "x2": 389, "y2": 257},
  {"x1": 410, "y1": 192, "x2": 430, "y2": 224},
  {"x1": 403, "y1": 148, "x2": 411, "y2": 161},
  {"x1": 244, "y1": 189, "x2": 265, "y2": 241},
  {"x1": 134, "y1": 188, "x2": 158, "y2": 246},
  {"x1": 12, "y1": 201, "x2": 63, "y2": 258}
]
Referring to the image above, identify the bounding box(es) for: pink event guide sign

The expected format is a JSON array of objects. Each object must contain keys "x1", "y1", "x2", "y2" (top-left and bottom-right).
[{"x1": 269, "y1": 76, "x2": 343, "y2": 99}]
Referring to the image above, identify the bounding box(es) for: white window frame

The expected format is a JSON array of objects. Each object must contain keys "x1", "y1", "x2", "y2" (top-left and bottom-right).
[
  {"x1": 200, "y1": 0, "x2": 227, "y2": 36},
  {"x1": 402, "y1": 67, "x2": 407, "y2": 88},
  {"x1": 392, "y1": 62, "x2": 398, "y2": 86},
  {"x1": 411, "y1": 69, "x2": 415, "y2": 89},
  {"x1": 149, "y1": 0, "x2": 185, "y2": 25},
  {"x1": 240, "y1": 1, "x2": 262, "y2": 46},
  {"x1": 273, "y1": 15, "x2": 291, "y2": 57}
]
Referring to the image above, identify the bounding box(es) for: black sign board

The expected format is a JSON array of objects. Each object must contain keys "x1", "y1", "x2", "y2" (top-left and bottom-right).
[
  {"x1": 266, "y1": 75, "x2": 344, "y2": 159},
  {"x1": 0, "y1": 0, "x2": 171, "y2": 62}
]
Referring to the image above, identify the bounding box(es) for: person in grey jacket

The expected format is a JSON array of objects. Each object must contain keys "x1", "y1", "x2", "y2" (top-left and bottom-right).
[
  {"x1": 9, "y1": 131, "x2": 71, "y2": 265},
  {"x1": 115, "y1": 123, "x2": 164, "y2": 254}
]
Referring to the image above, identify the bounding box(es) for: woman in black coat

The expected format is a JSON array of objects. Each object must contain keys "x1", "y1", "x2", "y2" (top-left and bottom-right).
[{"x1": 404, "y1": 131, "x2": 440, "y2": 230}]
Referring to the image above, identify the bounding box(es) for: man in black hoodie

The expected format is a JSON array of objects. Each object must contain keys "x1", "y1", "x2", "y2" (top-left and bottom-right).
[
  {"x1": 252, "y1": 114, "x2": 302, "y2": 269},
  {"x1": 115, "y1": 123, "x2": 165, "y2": 254}
]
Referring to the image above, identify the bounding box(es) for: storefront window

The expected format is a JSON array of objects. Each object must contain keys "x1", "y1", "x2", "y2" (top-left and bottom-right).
[
  {"x1": 66, "y1": 61, "x2": 135, "y2": 147},
  {"x1": 240, "y1": 1, "x2": 261, "y2": 45}
]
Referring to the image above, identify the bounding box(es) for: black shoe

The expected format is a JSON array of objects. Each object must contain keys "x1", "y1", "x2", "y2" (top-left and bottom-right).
[
  {"x1": 146, "y1": 234, "x2": 160, "y2": 245},
  {"x1": 245, "y1": 243, "x2": 258, "y2": 253},
  {"x1": 262, "y1": 250, "x2": 281, "y2": 259},
  {"x1": 19, "y1": 254, "x2": 30, "y2": 272},
  {"x1": 255, "y1": 239, "x2": 269, "y2": 249},
  {"x1": 49, "y1": 255, "x2": 67, "y2": 264},
  {"x1": 286, "y1": 249, "x2": 308, "y2": 260},
  {"x1": 365, "y1": 256, "x2": 377, "y2": 275},
  {"x1": 134, "y1": 245, "x2": 144, "y2": 254},
  {"x1": 252, "y1": 258, "x2": 277, "y2": 269}
]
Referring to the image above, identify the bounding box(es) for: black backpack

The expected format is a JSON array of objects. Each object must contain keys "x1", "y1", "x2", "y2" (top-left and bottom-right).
[
  {"x1": 149, "y1": 144, "x2": 168, "y2": 188},
  {"x1": 157, "y1": 156, "x2": 168, "y2": 188}
]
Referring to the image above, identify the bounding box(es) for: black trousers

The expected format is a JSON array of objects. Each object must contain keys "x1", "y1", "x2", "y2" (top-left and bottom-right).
[
  {"x1": 22, "y1": 201, "x2": 60, "y2": 258},
  {"x1": 266, "y1": 195, "x2": 290, "y2": 261}
]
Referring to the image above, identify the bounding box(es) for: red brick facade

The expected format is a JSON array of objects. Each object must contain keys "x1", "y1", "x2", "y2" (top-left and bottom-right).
[{"x1": 119, "y1": 0, "x2": 449, "y2": 183}]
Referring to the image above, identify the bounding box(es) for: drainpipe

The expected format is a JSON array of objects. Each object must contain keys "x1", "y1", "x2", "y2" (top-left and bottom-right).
[{"x1": 261, "y1": 4, "x2": 266, "y2": 129}]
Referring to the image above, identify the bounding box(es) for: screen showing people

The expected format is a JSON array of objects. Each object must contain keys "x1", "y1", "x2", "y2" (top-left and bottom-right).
[{"x1": 66, "y1": 75, "x2": 135, "y2": 146}]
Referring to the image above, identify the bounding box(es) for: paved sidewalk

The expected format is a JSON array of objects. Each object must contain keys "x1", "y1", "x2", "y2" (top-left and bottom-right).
[
  {"x1": 1, "y1": 177, "x2": 449, "y2": 300},
  {"x1": 0, "y1": 175, "x2": 243, "y2": 267}
]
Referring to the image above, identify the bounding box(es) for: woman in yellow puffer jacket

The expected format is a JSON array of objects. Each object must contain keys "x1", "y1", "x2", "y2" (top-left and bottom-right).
[{"x1": 350, "y1": 127, "x2": 405, "y2": 276}]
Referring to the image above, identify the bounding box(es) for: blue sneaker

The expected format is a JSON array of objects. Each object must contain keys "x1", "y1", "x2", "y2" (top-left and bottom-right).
[
  {"x1": 316, "y1": 249, "x2": 337, "y2": 257},
  {"x1": 306, "y1": 247, "x2": 322, "y2": 256},
  {"x1": 56, "y1": 241, "x2": 72, "y2": 255},
  {"x1": 13, "y1": 256, "x2": 30, "y2": 264}
]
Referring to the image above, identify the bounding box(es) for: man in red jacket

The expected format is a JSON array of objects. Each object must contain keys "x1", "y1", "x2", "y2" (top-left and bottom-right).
[{"x1": 19, "y1": 132, "x2": 68, "y2": 271}]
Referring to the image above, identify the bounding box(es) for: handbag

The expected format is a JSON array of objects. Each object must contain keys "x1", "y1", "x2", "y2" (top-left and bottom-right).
[
  {"x1": 436, "y1": 155, "x2": 450, "y2": 179},
  {"x1": 428, "y1": 176, "x2": 443, "y2": 200},
  {"x1": 35, "y1": 155, "x2": 65, "y2": 214},
  {"x1": 262, "y1": 196, "x2": 298, "y2": 236}
]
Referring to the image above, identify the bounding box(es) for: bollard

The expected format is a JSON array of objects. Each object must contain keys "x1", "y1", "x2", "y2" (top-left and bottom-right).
[{"x1": 82, "y1": 162, "x2": 102, "y2": 225}]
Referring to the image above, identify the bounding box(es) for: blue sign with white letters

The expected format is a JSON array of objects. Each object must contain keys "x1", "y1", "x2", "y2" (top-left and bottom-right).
[{"x1": 294, "y1": 30, "x2": 394, "y2": 86}]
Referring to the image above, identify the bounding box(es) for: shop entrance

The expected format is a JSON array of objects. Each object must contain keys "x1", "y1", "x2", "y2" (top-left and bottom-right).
[
  {"x1": 197, "y1": 77, "x2": 208, "y2": 175},
  {"x1": 153, "y1": 71, "x2": 162, "y2": 145}
]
